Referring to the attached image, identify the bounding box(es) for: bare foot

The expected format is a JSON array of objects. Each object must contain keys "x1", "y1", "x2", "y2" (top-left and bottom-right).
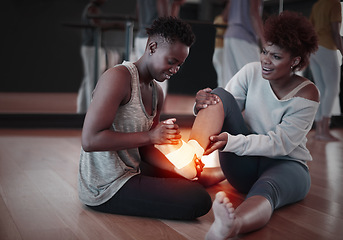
[{"x1": 206, "y1": 192, "x2": 236, "y2": 240}]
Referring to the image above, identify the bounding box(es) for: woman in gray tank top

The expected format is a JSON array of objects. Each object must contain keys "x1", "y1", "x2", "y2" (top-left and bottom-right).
[{"x1": 78, "y1": 17, "x2": 212, "y2": 220}]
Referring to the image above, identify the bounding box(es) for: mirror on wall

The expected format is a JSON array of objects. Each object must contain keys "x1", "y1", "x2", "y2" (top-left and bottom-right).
[
  {"x1": 1, "y1": 0, "x2": 136, "y2": 115},
  {"x1": 1, "y1": 0, "x2": 220, "y2": 118}
]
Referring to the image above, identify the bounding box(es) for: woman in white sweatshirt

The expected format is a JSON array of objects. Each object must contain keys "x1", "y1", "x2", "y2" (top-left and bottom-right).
[{"x1": 185, "y1": 11, "x2": 319, "y2": 239}]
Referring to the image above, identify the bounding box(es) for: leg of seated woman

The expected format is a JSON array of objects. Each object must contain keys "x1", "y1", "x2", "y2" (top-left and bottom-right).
[
  {"x1": 190, "y1": 102, "x2": 226, "y2": 186},
  {"x1": 184, "y1": 88, "x2": 248, "y2": 186},
  {"x1": 189, "y1": 100, "x2": 225, "y2": 149},
  {"x1": 87, "y1": 174, "x2": 212, "y2": 220},
  {"x1": 204, "y1": 89, "x2": 275, "y2": 238},
  {"x1": 207, "y1": 157, "x2": 310, "y2": 239},
  {"x1": 155, "y1": 98, "x2": 225, "y2": 173},
  {"x1": 157, "y1": 88, "x2": 244, "y2": 183}
]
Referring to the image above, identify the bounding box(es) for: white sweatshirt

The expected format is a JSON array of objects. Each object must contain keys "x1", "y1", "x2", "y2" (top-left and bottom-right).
[{"x1": 223, "y1": 62, "x2": 319, "y2": 164}]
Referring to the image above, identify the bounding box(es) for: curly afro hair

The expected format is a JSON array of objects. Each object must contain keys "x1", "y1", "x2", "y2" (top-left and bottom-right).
[
  {"x1": 146, "y1": 16, "x2": 195, "y2": 47},
  {"x1": 264, "y1": 11, "x2": 318, "y2": 71}
]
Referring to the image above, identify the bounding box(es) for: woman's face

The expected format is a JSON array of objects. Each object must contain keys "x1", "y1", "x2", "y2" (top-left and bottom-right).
[
  {"x1": 149, "y1": 40, "x2": 189, "y2": 82},
  {"x1": 260, "y1": 43, "x2": 296, "y2": 82}
]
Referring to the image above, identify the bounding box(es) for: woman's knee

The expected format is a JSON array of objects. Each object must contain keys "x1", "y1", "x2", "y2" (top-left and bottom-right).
[
  {"x1": 212, "y1": 87, "x2": 236, "y2": 109},
  {"x1": 182, "y1": 184, "x2": 212, "y2": 219},
  {"x1": 211, "y1": 88, "x2": 242, "y2": 122}
]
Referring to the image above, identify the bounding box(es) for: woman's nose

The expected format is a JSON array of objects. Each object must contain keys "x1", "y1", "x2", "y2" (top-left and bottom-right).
[
  {"x1": 170, "y1": 66, "x2": 180, "y2": 74},
  {"x1": 261, "y1": 54, "x2": 270, "y2": 64}
]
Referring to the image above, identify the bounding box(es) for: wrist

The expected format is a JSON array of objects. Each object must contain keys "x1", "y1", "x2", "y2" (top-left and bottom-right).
[
  {"x1": 193, "y1": 102, "x2": 199, "y2": 116},
  {"x1": 221, "y1": 132, "x2": 230, "y2": 152},
  {"x1": 147, "y1": 130, "x2": 154, "y2": 145}
]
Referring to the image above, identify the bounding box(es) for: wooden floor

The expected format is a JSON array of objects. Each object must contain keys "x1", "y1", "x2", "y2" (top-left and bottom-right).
[
  {"x1": 0, "y1": 128, "x2": 342, "y2": 240},
  {"x1": 0, "y1": 93, "x2": 343, "y2": 239}
]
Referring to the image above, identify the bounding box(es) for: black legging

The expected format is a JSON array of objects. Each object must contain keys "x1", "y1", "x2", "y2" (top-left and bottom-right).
[
  {"x1": 212, "y1": 88, "x2": 311, "y2": 210},
  {"x1": 87, "y1": 163, "x2": 212, "y2": 220}
]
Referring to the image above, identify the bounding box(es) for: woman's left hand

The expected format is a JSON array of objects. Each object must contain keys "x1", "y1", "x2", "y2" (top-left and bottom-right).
[
  {"x1": 195, "y1": 158, "x2": 205, "y2": 176},
  {"x1": 204, "y1": 133, "x2": 228, "y2": 155},
  {"x1": 195, "y1": 88, "x2": 220, "y2": 114}
]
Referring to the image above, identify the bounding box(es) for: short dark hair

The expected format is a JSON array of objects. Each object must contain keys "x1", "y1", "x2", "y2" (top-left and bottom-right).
[
  {"x1": 146, "y1": 16, "x2": 195, "y2": 47},
  {"x1": 264, "y1": 11, "x2": 318, "y2": 70}
]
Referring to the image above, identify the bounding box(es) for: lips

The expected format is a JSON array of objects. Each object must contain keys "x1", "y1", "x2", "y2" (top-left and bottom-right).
[
  {"x1": 164, "y1": 73, "x2": 172, "y2": 79},
  {"x1": 262, "y1": 66, "x2": 273, "y2": 75}
]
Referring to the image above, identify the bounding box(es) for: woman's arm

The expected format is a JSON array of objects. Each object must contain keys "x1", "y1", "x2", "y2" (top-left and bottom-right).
[
  {"x1": 222, "y1": 0, "x2": 230, "y2": 23},
  {"x1": 139, "y1": 85, "x2": 202, "y2": 179},
  {"x1": 139, "y1": 84, "x2": 186, "y2": 174},
  {"x1": 221, "y1": 100, "x2": 318, "y2": 158},
  {"x1": 171, "y1": 0, "x2": 186, "y2": 17},
  {"x1": 250, "y1": 0, "x2": 265, "y2": 47},
  {"x1": 331, "y1": 21, "x2": 343, "y2": 55},
  {"x1": 81, "y1": 67, "x2": 180, "y2": 152},
  {"x1": 82, "y1": 66, "x2": 147, "y2": 151}
]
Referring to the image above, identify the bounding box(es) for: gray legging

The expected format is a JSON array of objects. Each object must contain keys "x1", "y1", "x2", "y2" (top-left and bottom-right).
[{"x1": 212, "y1": 88, "x2": 311, "y2": 210}]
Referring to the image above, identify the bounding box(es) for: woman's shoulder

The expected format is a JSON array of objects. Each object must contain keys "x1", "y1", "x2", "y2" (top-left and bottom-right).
[
  {"x1": 107, "y1": 63, "x2": 131, "y2": 74},
  {"x1": 93, "y1": 64, "x2": 132, "y2": 98},
  {"x1": 101, "y1": 64, "x2": 131, "y2": 83},
  {"x1": 294, "y1": 77, "x2": 320, "y2": 103}
]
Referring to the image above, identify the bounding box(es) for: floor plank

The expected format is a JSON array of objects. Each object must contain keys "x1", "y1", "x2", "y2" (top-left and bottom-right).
[{"x1": 0, "y1": 195, "x2": 22, "y2": 240}]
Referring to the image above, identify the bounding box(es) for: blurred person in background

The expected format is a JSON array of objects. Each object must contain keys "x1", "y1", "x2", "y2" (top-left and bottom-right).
[
  {"x1": 222, "y1": 0, "x2": 265, "y2": 86},
  {"x1": 309, "y1": 0, "x2": 343, "y2": 141},
  {"x1": 212, "y1": 12, "x2": 227, "y2": 88},
  {"x1": 77, "y1": 0, "x2": 121, "y2": 113},
  {"x1": 134, "y1": 0, "x2": 186, "y2": 99}
]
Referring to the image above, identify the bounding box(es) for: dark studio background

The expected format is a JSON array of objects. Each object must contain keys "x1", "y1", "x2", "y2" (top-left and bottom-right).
[{"x1": 2, "y1": 0, "x2": 317, "y2": 96}]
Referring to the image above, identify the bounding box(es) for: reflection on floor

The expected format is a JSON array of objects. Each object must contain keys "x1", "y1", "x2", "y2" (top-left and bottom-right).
[{"x1": 0, "y1": 92, "x2": 195, "y2": 115}]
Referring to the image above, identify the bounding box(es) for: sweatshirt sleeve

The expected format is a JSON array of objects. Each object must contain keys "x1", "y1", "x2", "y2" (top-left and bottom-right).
[
  {"x1": 224, "y1": 63, "x2": 256, "y2": 111},
  {"x1": 222, "y1": 99, "x2": 319, "y2": 158}
]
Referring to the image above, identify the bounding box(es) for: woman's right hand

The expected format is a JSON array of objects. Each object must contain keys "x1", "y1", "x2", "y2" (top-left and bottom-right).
[
  {"x1": 149, "y1": 118, "x2": 181, "y2": 145},
  {"x1": 204, "y1": 132, "x2": 228, "y2": 155},
  {"x1": 195, "y1": 88, "x2": 220, "y2": 114}
]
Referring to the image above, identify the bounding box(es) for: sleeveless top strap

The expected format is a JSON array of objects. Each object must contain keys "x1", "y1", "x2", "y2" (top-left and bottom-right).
[
  {"x1": 281, "y1": 81, "x2": 313, "y2": 100},
  {"x1": 122, "y1": 61, "x2": 158, "y2": 117},
  {"x1": 122, "y1": 61, "x2": 140, "y2": 102}
]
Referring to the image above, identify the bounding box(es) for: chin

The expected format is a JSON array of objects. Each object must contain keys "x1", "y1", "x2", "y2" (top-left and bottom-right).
[{"x1": 261, "y1": 73, "x2": 270, "y2": 80}]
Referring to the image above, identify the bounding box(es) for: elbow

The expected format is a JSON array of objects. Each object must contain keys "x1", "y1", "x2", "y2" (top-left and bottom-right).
[
  {"x1": 81, "y1": 140, "x2": 92, "y2": 152},
  {"x1": 81, "y1": 135, "x2": 95, "y2": 152}
]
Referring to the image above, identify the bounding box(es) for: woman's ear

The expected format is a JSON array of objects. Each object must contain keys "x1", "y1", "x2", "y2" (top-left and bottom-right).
[
  {"x1": 292, "y1": 56, "x2": 301, "y2": 68},
  {"x1": 148, "y1": 41, "x2": 157, "y2": 55}
]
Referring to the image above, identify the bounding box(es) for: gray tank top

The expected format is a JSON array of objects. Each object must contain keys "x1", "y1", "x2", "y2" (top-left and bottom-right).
[{"x1": 78, "y1": 61, "x2": 158, "y2": 206}]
